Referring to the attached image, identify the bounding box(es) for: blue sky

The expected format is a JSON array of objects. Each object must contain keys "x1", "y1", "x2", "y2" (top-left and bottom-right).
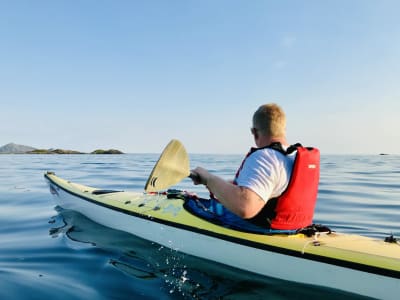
[{"x1": 1, "y1": 0, "x2": 399, "y2": 154}]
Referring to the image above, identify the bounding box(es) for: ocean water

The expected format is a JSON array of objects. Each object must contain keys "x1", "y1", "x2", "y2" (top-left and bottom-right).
[{"x1": 0, "y1": 154, "x2": 399, "y2": 300}]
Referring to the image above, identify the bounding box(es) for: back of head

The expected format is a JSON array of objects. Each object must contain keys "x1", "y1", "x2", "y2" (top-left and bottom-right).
[{"x1": 253, "y1": 103, "x2": 286, "y2": 138}]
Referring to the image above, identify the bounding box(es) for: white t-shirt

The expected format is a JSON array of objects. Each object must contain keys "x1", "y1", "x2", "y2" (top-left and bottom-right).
[{"x1": 235, "y1": 148, "x2": 296, "y2": 202}]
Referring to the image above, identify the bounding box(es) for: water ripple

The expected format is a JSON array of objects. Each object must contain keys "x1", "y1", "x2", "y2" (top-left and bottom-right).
[{"x1": 0, "y1": 154, "x2": 399, "y2": 299}]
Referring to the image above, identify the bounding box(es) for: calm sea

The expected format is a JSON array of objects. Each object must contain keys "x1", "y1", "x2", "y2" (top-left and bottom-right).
[{"x1": 0, "y1": 154, "x2": 399, "y2": 299}]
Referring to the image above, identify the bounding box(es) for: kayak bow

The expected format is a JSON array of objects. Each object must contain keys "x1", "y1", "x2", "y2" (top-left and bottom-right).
[{"x1": 45, "y1": 172, "x2": 400, "y2": 299}]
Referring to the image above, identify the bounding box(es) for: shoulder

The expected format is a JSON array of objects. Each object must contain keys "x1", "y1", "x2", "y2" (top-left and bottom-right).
[
  {"x1": 248, "y1": 147, "x2": 287, "y2": 165},
  {"x1": 246, "y1": 147, "x2": 296, "y2": 176}
]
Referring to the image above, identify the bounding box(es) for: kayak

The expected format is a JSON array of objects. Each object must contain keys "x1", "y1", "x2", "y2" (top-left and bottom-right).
[{"x1": 44, "y1": 172, "x2": 400, "y2": 299}]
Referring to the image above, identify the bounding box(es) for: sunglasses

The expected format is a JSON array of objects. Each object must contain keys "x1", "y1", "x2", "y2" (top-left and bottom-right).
[{"x1": 251, "y1": 127, "x2": 259, "y2": 135}]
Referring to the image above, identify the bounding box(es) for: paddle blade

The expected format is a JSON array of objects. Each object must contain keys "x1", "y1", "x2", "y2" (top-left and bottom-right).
[{"x1": 144, "y1": 139, "x2": 190, "y2": 192}]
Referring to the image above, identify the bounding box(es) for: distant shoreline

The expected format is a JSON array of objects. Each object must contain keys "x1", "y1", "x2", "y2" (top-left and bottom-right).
[
  {"x1": 27, "y1": 149, "x2": 124, "y2": 154},
  {"x1": 0, "y1": 143, "x2": 124, "y2": 154}
]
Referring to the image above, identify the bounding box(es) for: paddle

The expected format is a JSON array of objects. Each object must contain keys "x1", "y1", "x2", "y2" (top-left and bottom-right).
[{"x1": 144, "y1": 139, "x2": 196, "y2": 192}]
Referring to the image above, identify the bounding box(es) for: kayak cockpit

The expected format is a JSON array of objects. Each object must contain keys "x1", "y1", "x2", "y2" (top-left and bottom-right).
[{"x1": 182, "y1": 195, "x2": 332, "y2": 236}]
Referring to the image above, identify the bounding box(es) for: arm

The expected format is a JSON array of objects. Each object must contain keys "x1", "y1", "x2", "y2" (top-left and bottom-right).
[{"x1": 191, "y1": 167, "x2": 265, "y2": 219}]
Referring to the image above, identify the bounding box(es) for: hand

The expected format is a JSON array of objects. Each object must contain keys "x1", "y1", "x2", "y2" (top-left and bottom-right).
[{"x1": 190, "y1": 167, "x2": 210, "y2": 185}]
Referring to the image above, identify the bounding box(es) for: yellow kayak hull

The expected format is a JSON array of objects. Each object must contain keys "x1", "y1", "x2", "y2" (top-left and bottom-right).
[{"x1": 45, "y1": 172, "x2": 400, "y2": 299}]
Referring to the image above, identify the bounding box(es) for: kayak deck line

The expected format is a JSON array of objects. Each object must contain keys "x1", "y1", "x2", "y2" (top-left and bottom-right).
[
  {"x1": 44, "y1": 172, "x2": 400, "y2": 299},
  {"x1": 44, "y1": 172, "x2": 400, "y2": 279}
]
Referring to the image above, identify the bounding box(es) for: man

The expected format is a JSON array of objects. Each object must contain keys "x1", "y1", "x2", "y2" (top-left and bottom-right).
[{"x1": 191, "y1": 103, "x2": 319, "y2": 230}]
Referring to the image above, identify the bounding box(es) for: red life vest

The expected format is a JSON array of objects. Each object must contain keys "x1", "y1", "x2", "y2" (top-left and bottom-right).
[{"x1": 236, "y1": 143, "x2": 320, "y2": 230}]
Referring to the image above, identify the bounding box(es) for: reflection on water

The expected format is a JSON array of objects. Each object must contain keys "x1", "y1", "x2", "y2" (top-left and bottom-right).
[{"x1": 49, "y1": 208, "x2": 372, "y2": 300}]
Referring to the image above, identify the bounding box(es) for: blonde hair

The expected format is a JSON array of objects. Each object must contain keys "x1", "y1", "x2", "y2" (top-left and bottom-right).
[{"x1": 253, "y1": 103, "x2": 286, "y2": 138}]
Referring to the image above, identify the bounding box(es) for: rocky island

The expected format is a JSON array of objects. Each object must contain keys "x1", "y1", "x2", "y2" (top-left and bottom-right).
[
  {"x1": 0, "y1": 143, "x2": 36, "y2": 154},
  {"x1": 27, "y1": 149, "x2": 85, "y2": 154},
  {"x1": 0, "y1": 143, "x2": 124, "y2": 154},
  {"x1": 91, "y1": 149, "x2": 124, "y2": 154}
]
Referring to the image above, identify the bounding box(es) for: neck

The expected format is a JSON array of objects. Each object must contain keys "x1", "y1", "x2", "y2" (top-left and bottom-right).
[{"x1": 257, "y1": 136, "x2": 288, "y2": 148}]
